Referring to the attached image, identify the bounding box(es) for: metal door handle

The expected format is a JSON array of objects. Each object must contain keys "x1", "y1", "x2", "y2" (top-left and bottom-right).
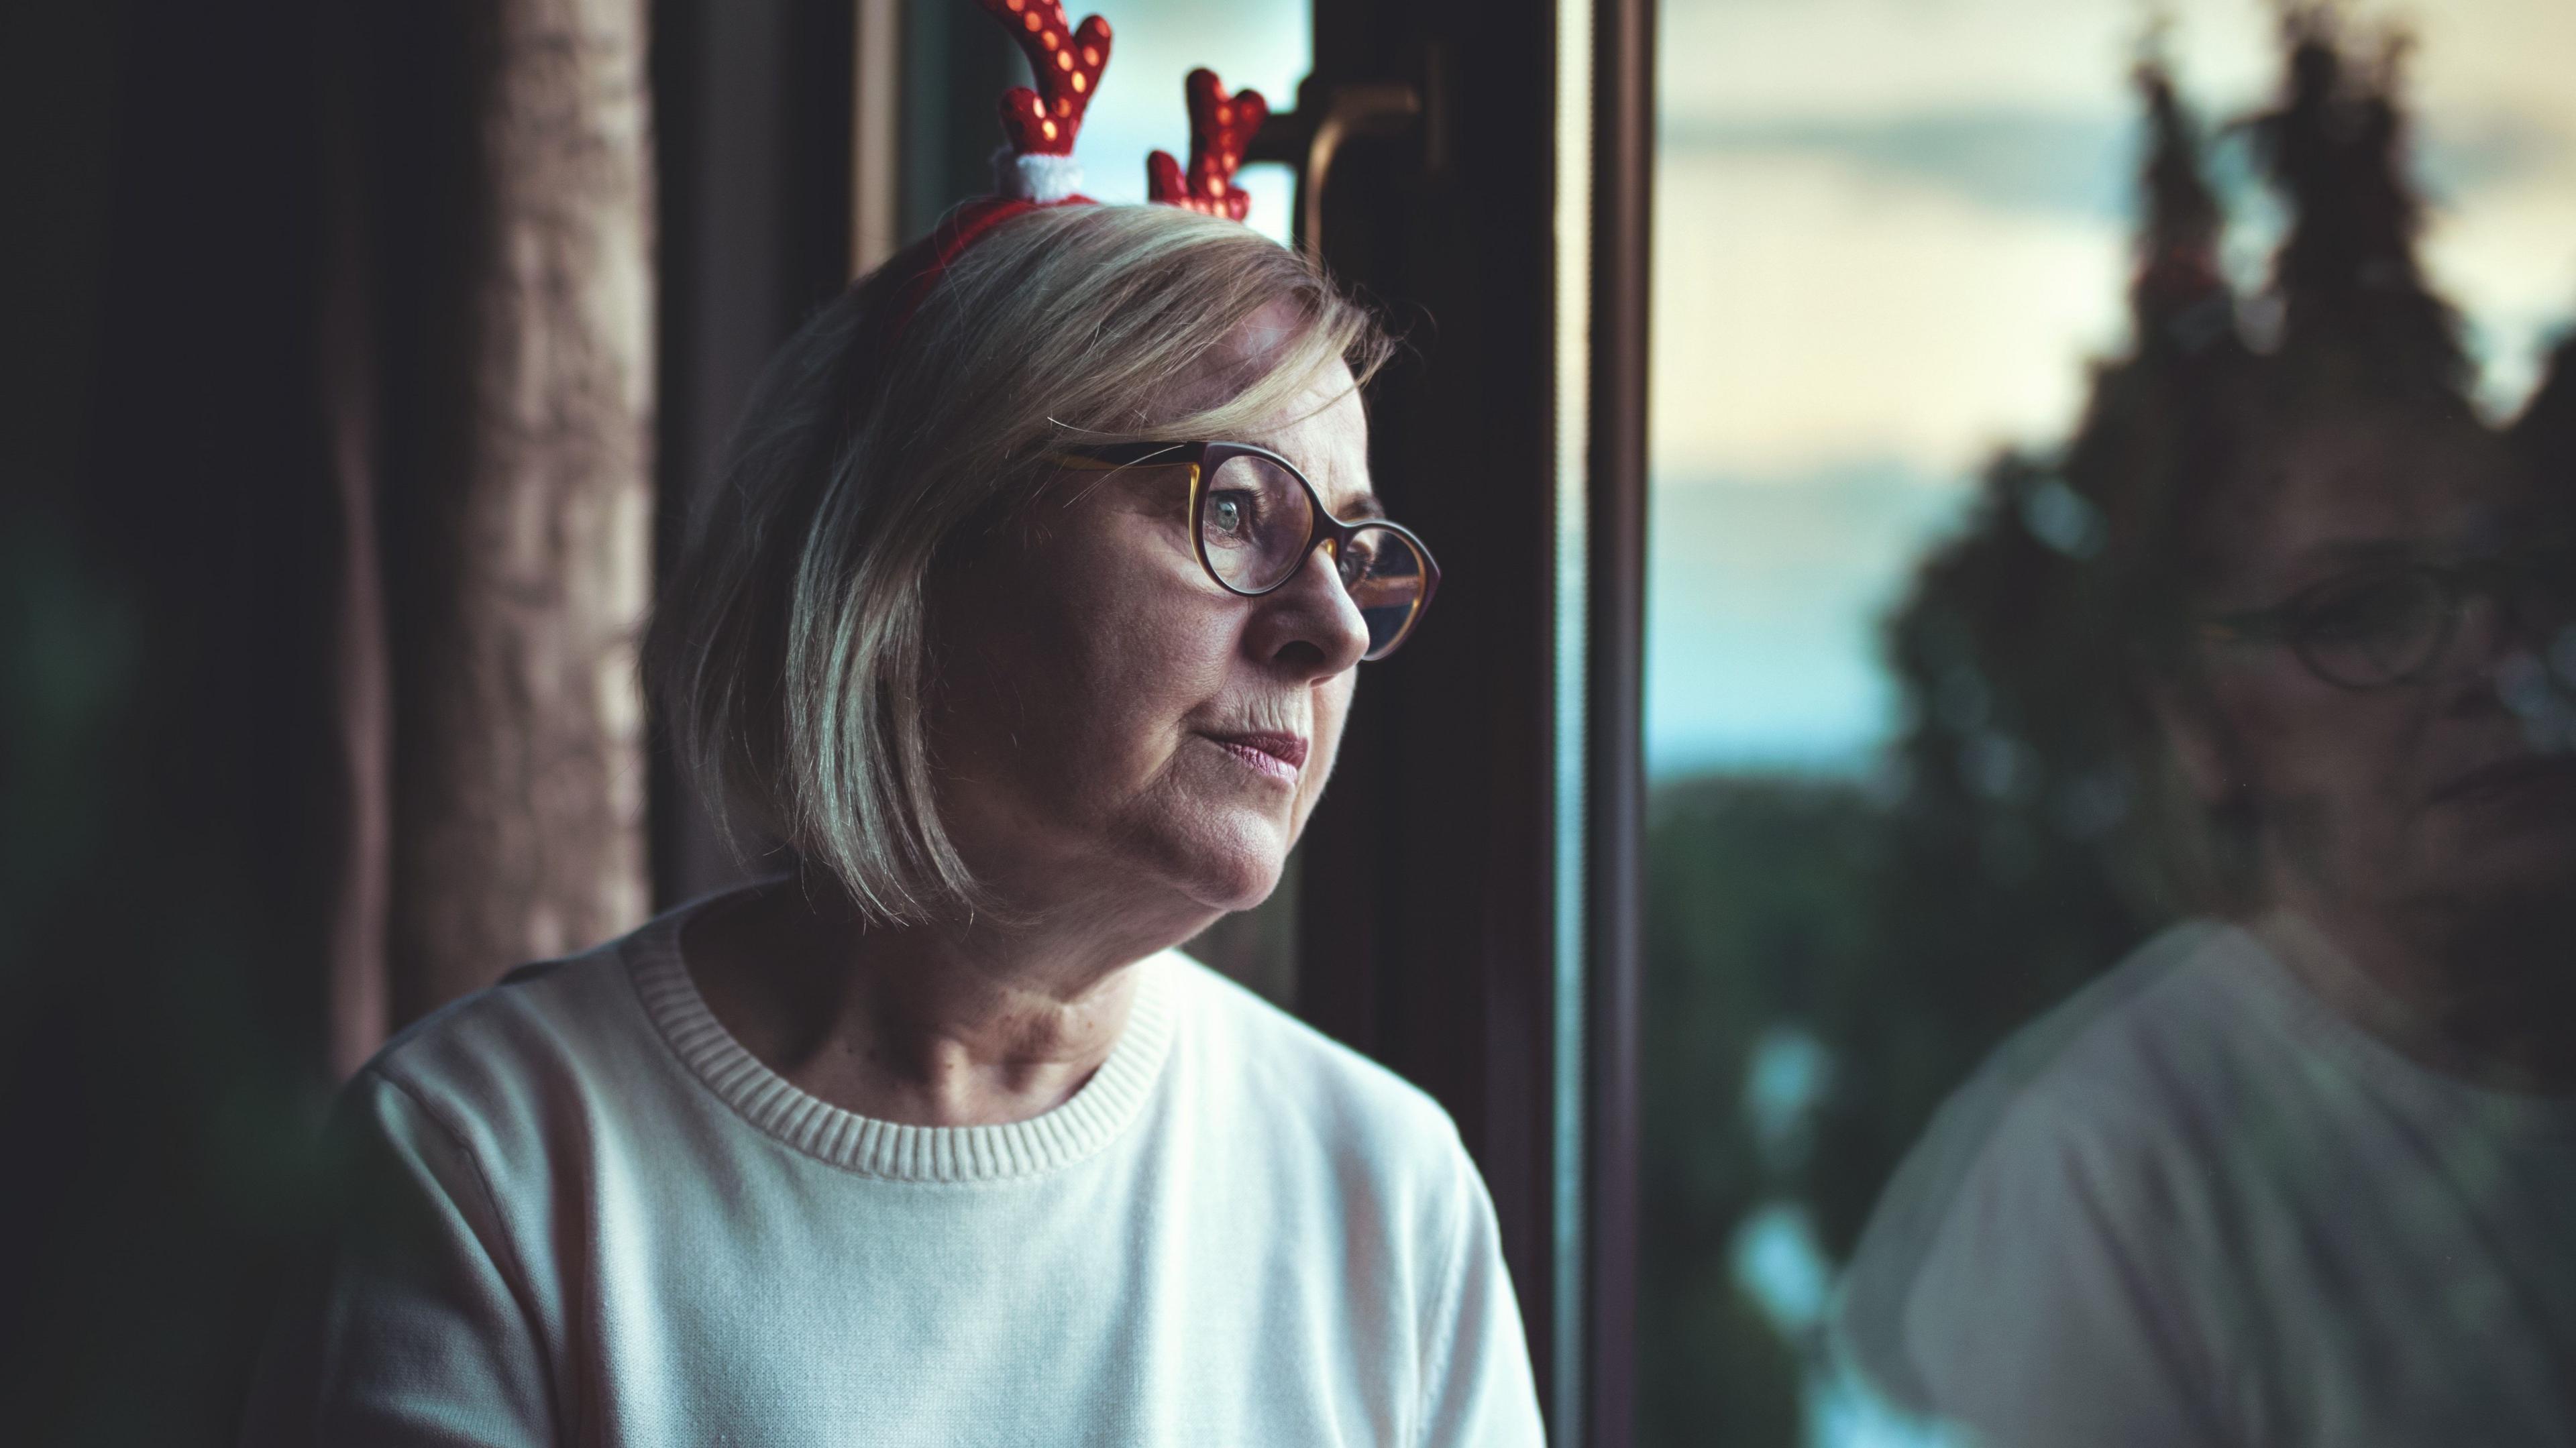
[{"x1": 1249, "y1": 82, "x2": 1424, "y2": 262}]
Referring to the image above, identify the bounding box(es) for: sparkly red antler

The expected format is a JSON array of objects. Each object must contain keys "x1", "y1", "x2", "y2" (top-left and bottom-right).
[
  {"x1": 877, "y1": 8, "x2": 1250, "y2": 343},
  {"x1": 981, "y1": 0, "x2": 1111, "y2": 160},
  {"x1": 1146, "y1": 68, "x2": 1268, "y2": 221}
]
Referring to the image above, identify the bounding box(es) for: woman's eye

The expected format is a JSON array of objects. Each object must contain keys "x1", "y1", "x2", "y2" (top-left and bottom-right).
[
  {"x1": 2302, "y1": 577, "x2": 2424, "y2": 642},
  {"x1": 1209, "y1": 493, "x2": 1250, "y2": 537}
]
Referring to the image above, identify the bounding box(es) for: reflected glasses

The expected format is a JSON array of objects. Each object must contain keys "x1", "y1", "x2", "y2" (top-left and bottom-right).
[
  {"x1": 2198, "y1": 541, "x2": 2576, "y2": 689},
  {"x1": 1049, "y1": 440, "x2": 1442, "y2": 660}
]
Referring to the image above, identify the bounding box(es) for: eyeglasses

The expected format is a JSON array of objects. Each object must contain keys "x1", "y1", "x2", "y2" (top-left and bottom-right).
[
  {"x1": 2198, "y1": 540, "x2": 2576, "y2": 689},
  {"x1": 1048, "y1": 440, "x2": 1442, "y2": 660}
]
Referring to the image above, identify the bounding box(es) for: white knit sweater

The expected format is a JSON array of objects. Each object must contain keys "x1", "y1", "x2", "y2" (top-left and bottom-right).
[{"x1": 244, "y1": 896, "x2": 1544, "y2": 1446}]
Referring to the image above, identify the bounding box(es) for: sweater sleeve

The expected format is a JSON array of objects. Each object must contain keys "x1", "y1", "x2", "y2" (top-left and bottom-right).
[
  {"x1": 241, "y1": 1067, "x2": 559, "y2": 1447},
  {"x1": 1833, "y1": 1093, "x2": 2234, "y2": 1448},
  {"x1": 1413, "y1": 1136, "x2": 1546, "y2": 1448}
]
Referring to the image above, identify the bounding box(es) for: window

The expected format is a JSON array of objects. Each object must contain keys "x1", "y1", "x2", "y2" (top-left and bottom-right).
[{"x1": 1640, "y1": 3, "x2": 2576, "y2": 1444}]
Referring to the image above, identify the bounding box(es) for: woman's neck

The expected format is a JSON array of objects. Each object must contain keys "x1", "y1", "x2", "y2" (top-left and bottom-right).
[
  {"x1": 2255, "y1": 889, "x2": 2576, "y2": 1096},
  {"x1": 682, "y1": 879, "x2": 1197, "y2": 1127}
]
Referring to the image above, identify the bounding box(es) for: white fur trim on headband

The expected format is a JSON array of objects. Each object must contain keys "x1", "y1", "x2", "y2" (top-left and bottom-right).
[{"x1": 994, "y1": 149, "x2": 1084, "y2": 203}]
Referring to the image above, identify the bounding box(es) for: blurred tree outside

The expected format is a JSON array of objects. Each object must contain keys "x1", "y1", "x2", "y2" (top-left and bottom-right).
[{"x1": 1637, "y1": 9, "x2": 2576, "y2": 1445}]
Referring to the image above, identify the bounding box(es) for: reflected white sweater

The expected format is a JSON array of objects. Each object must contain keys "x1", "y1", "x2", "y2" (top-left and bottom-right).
[{"x1": 244, "y1": 897, "x2": 1544, "y2": 1447}]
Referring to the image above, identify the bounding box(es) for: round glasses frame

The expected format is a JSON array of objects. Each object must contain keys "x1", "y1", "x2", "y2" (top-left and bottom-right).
[
  {"x1": 2196, "y1": 541, "x2": 2575, "y2": 690},
  {"x1": 1049, "y1": 439, "x2": 1444, "y2": 660}
]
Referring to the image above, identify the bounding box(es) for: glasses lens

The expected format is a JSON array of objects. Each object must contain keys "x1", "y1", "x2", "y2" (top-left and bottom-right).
[
  {"x1": 2296, "y1": 569, "x2": 2447, "y2": 685},
  {"x1": 1202, "y1": 454, "x2": 1316, "y2": 592},
  {"x1": 1340, "y1": 525, "x2": 1430, "y2": 658}
]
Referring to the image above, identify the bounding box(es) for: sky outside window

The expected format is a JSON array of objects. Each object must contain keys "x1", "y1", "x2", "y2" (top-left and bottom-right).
[
  {"x1": 1055, "y1": 0, "x2": 1307, "y2": 247},
  {"x1": 1648, "y1": 0, "x2": 2576, "y2": 779}
]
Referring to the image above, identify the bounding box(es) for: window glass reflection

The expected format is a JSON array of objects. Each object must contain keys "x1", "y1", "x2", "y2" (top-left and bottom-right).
[{"x1": 1642, "y1": 3, "x2": 2576, "y2": 1444}]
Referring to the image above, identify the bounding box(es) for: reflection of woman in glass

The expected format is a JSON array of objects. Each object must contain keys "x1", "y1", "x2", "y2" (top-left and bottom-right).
[
  {"x1": 245, "y1": 9, "x2": 1539, "y2": 1441},
  {"x1": 1835, "y1": 374, "x2": 2576, "y2": 1445}
]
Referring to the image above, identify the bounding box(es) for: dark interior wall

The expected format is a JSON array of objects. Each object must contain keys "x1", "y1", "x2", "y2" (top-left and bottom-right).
[
  {"x1": 1, "y1": 2, "x2": 344, "y2": 1442},
  {"x1": 900, "y1": 0, "x2": 1026, "y2": 239},
  {"x1": 649, "y1": 0, "x2": 855, "y2": 907},
  {"x1": 647, "y1": 0, "x2": 1014, "y2": 908}
]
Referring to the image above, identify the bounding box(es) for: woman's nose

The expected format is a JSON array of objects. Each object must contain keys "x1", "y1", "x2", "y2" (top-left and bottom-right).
[{"x1": 1249, "y1": 541, "x2": 1371, "y2": 679}]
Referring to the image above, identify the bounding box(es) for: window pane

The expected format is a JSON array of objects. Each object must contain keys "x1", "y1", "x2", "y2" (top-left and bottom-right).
[
  {"x1": 1065, "y1": 0, "x2": 1307, "y2": 249},
  {"x1": 904, "y1": 0, "x2": 1307, "y2": 252},
  {"x1": 1640, "y1": 2, "x2": 2576, "y2": 1444}
]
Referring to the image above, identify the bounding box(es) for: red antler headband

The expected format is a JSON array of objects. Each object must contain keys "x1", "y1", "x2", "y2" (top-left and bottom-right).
[
  {"x1": 1146, "y1": 69, "x2": 1269, "y2": 221},
  {"x1": 987, "y1": 0, "x2": 1112, "y2": 203},
  {"x1": 883, "y1": 0, "x2": 1269, "y2": 335}
]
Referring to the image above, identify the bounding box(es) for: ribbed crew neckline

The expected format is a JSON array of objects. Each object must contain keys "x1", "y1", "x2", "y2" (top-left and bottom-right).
[{"x1": 627, "y1": 901, "x2": 1181, "y2": 1182}]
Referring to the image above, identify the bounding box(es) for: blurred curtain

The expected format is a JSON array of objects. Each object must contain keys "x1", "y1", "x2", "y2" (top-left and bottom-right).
[
  {"x1": 330, "y1": 0, "x2": 657, "y2": 1058},
  {"x1": 0, "y1": 3, "x2": 651, "y2": 1435}
]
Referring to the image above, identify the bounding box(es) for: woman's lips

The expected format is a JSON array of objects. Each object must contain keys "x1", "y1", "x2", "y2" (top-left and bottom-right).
[{"x1": 1207, "y1": 731, "x2": 1308, "y2": 783}]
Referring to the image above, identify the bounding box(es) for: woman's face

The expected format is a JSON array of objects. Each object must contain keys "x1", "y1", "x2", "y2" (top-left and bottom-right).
[
  {"x1": 926, "y1": 355, "x2": 1377, "y2": 924},
  {"x1": 2184, "y1": 412, "x2": 2576, "y2": 931}
]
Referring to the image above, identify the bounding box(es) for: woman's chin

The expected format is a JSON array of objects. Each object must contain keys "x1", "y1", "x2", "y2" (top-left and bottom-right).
[
  {"x1": 1157, "y1": 813, "x2": 1293, "y2": 912},
  {"x1": 1191, "y1": 850, "x2": 1289, "y2": 913}
]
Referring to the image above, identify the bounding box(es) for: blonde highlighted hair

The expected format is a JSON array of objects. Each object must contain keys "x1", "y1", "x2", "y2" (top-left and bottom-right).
[{"x1": 644, "y1": 203, "x2": 1391, "y2": 922}]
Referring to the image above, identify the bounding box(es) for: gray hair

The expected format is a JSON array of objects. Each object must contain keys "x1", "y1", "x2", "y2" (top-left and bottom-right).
[{"x1": 644, "y1": 203, "x2": 1392, "y2": 923}]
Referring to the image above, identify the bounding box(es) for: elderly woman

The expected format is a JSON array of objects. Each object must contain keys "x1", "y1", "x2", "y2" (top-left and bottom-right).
[{"x1": 244, "y1": 85, "x2": 1543, "y2": 1445}]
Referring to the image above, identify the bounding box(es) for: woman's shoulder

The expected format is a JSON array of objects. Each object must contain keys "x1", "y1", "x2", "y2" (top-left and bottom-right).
[
  {"x1": 354, "y1": 913, "x2": 680, "y2": 1150},
  {"x1": 1159, "y1": 951, "x2": 1472, "y2": 1172},
  {"x1": 1851, "y1": 917, "x2": 2275, "y2": 1221},
  {"x1": 1830, "y1": 918, "x2": 2292, "y2": 1404}
]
